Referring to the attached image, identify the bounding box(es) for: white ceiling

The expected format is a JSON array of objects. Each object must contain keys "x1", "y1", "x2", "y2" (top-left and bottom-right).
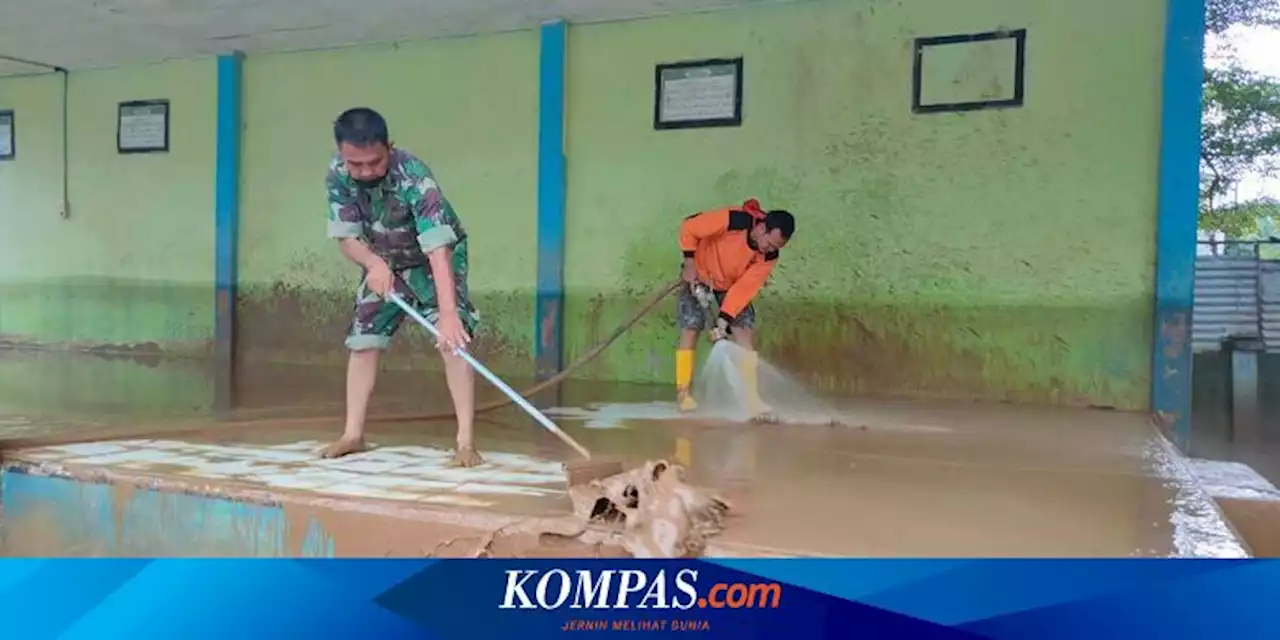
[{"x1": 0, "y1": 0, "x2": 786, "y2": 74}]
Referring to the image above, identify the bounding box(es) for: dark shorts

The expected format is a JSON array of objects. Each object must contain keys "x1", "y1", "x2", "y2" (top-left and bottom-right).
[
  {"x1": 345, "y1": 247, "x2": 480, "y2": 351},
  {"x1": 675, "y1": 283, "x2": 757, "y2": 332}
]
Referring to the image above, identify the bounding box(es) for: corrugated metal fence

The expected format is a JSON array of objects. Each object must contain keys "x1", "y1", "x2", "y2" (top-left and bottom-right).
[
  {"x1": 1261, "y1": 260, "x2": 1280, "y2": 350},
  {"x1": 1193, "y1": 242, "x2": 1280, "y2": 353}
]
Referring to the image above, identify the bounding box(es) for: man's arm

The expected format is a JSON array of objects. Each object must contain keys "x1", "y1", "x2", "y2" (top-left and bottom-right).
[
  {"x1": 679, "y1": 208, "x2": 754, "y2": 276},
  {"x1": 719, "y1": 255, "x2": 777, "y2": 323},
  {"x1": 338, "y1": 237, "x2": 383, "y2": 270},
  {"x1": 409, "y1": 166, "x2": 461, "y2": 315},
  {"x1": 678, "y1": 208, "x2": 737, "y2": 257},
  {"x1": 426, "y1": 248, "x2": 458, "y2": 316},
  {"x1": 326, "y1": 164, "x2": 381, "y2": 269}
]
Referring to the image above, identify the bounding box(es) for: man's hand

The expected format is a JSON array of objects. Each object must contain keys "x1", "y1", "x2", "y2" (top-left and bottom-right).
[
  {"x1": 364, "y1": 257, "x2": 394, "y2": 297},
  {"x1": 338, "y1": 239, "x2": 396, "y2": 297},
  {"x1": 435, "y1": 310, "x2": 472, "y2": 353},
  {"x1": 709, "y1": 317, "x2": 730, "y2": 342},
  {"x1": 691, "y1": 283, "x2": 715, "y2": 310},
  {"x1": 681, "y1": 258, "x2": 699, "y2": 284}
]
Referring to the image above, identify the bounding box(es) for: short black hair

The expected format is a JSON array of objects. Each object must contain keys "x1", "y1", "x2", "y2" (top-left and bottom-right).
[
  {"x1": 764, "y1": 210, "x2": 795, "y2": 240},
  {"x1": 333, "y1": 107, "x2": 389, "y2": 147}
]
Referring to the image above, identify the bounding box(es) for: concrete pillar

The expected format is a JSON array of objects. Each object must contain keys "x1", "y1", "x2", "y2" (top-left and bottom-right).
[
  {"x1": 214, "y1": 51, "x2": 244, "y2": 414},
  {"x1": 535, "y1": 19, "x2": 568, "y2": 380},
  {"x1": 1150, "y1": 0, "x2": 1206, "y2": 451}
]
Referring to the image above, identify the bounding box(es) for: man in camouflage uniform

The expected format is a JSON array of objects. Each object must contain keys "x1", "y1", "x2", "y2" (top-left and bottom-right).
[{"x1": 322, "y1": 107, "x2": 483, "y2": 467}]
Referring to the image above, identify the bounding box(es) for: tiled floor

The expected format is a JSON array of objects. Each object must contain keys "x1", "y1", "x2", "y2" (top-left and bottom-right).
[{"x1": 13, "y1": 438, "x2": 570, "y2": 512}]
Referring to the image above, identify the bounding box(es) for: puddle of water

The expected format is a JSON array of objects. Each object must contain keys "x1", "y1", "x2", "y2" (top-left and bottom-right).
[
  {"x1": 1185, "y1": 458, "x2": 1280, "y2": 502},
  {"x1": 544, "y1": 402, "x2": 681, "y2": 429},
  {"x1": 0, "y1": 349, "x2": 1252, "y2": 558},
  {"x1": 1143, "y1": 438, "x2": 1251, "y2": 558}
]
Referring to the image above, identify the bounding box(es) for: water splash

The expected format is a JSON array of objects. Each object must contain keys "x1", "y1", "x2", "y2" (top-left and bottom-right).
[
  {"x1": 694, "y1": 341, "x2": 843, "y2": 425},
  {"x1": 544, "y1": 402, "x2": 682, "y2": 429},
  {"x1": 541, "y1": 343, "x2": 845, "y2": 429}
]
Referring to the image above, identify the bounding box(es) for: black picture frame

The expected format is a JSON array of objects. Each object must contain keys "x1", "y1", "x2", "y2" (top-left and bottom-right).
[
  {"x1": 653, "y1": 57, "x2": 744, "y2": 130},
  {"x1": 912, "y1": 29, "x2": 1027, "y2": 114},
  {"x1": 0, "y1": 110, "x2": 14, "y2": 161},
  {"x1": 117, "y1": 99, "x2": 171, "y2": 154}
]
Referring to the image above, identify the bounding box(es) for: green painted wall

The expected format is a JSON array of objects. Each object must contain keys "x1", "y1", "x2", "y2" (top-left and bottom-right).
[
  {"x1": 0, "y1": 0, "x2": 1167, "y2": 411},
  {"x1": 0, "y1": 60, "x2": 217, "y2": 354},
  {"x1": 562, "y1": 0, "x2": 1164, "y2": 409},
  {"x1": 237, "y1": 33, "x2": 540, "y2": 375},
  {"x1": 0, "y1": 352, "x2": 214, "y2": 417}
]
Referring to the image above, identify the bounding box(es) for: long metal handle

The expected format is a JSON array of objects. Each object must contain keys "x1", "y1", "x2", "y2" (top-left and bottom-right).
[{"x1": 386, "y1": 292, "x2": 592, "y2": 459}]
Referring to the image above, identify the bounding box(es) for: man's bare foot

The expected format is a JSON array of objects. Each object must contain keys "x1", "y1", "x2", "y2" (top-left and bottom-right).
[
  {"x1": 448, "y1": 445, "x2": 484, "y2": 468},
  {"x1": 321, "y1": 436, "x2": 368, "y2": 459}
]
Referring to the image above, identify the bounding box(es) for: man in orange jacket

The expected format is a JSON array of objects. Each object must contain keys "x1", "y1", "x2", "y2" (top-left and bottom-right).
[{"x1": 675, "y1": 199, "x2": 795, "y2": 421}]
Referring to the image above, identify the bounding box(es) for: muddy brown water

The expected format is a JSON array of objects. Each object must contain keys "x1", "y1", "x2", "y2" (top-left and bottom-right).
[{"x1": 0, "y1": 350, "x2": 1193, "y2": 557}]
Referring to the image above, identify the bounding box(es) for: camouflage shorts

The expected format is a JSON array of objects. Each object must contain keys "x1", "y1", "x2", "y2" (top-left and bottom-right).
[
  {"x1": 346, "y1": 255, "x2": 480, "y2": 351},
  {"x1": 675, "y1": 283, "x2": 756, "y2": 332}
]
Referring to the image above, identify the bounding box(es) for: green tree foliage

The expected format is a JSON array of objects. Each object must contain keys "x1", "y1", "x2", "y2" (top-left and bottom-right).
[
  {"x1": 1200, "y1": 67, "x2": 1280, "y2": 211},
  {"x1": 1199, "y1": 196, "x2": 1279, "y2": 238},
  {"x1": 1206, "y1": 0, "x2": 1279, "y2": 34},
  {"x1": 1199, "y1": 0, "x2": 1280, "y2": 237}
]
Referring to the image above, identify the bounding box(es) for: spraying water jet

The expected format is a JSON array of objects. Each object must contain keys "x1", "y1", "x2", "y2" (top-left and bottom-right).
[{"x1": 694, "y1": 340, "x2": 846, "y2": 426}]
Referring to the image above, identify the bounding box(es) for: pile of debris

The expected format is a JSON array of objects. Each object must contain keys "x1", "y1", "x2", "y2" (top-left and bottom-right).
[
  {"x1": 568, "y1": 459, "x2": 732, "y2": 558},
  {"x1": 433, "y1": 460, "x2": 732, "y2": 559}
]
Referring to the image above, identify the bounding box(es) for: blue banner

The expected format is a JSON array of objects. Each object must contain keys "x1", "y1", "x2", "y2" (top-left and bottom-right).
[{"x1": 1, "y1": 559, "x2": 1276, "y2": 639}]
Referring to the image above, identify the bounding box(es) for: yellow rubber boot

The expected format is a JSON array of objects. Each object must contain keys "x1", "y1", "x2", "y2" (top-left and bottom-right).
[
  {"x1": 674, "y1": 437, "x2": 692, "y2": 467},
  {"x1": 739, "y1": 349, "x2": 775, "y2": 422},
  {"x1": 676, "y1": 349, "x2": 698, "y2": 412}
]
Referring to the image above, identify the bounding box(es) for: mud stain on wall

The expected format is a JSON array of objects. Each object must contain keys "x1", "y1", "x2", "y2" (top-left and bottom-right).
[
  {"x1": 236, "y1": 283, "x2": 534, "y2": 376},
  {"x1": 561, "y1": 1, "x2": 1163, "y2": 409},
  {"x1": 564, "y1": 293, "x2": 1150, "y2": 410}
]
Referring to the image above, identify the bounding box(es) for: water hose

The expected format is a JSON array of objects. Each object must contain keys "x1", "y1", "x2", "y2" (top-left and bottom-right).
[
  {"x1": 0, "y1": 280, "x2": 684, "y2": 451},
  {"x1": 372, "y1": 279, "x2": 681, "y2": 425}
]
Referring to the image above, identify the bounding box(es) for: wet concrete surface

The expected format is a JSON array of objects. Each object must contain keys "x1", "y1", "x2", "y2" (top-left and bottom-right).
[
  {"x1": 0, "y1": 349, "x2": 1248, "y2": 557},
  {"x1": 1215, "y1": 499, "x2": 1280, "y2": 557}
]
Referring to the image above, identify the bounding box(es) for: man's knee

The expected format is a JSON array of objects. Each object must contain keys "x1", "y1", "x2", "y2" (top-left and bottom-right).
[
  {"x1": 728, "y1": 311, "x2": 756, "y2": 344},
  {"x1": 677, "y1": 308, "x2": 707, "y2": 332},
  {"x1": 437, "y1": 348, "x2": 473, "y2": 374},
  {"x1": 678, "y1": 328, "x2": 700, "y2": 349},
  {"x1": 677, "y1": 319, "x2": 705, "y2": 334},
  {"x1": 733, "y1": 307, "x2": 757, "y2": 331},
  {"x1": 346, "y1": 334, "x2": 392, "y2": 352}
]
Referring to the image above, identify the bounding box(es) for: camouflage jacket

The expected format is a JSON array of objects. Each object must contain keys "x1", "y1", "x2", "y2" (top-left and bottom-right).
[{"x1": 325, "y1": 149, "x2": 467, "y2": 270}]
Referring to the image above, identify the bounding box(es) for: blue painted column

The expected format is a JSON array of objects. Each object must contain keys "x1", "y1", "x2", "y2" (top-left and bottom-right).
[
  {"x1": 214, "y1": 51, "x2": 244, "y2": 412},
  {"x1": 1150, "y1": 0, "x2": 1205, "y2": 451},
  {"x1": 535, "y1": 20, "x2": 568, "y2": 379}
]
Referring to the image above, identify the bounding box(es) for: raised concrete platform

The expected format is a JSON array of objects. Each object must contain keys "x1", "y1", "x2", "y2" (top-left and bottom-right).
[{"x1": 0, "y1": 435, "x2": 802, "y2": 557}]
